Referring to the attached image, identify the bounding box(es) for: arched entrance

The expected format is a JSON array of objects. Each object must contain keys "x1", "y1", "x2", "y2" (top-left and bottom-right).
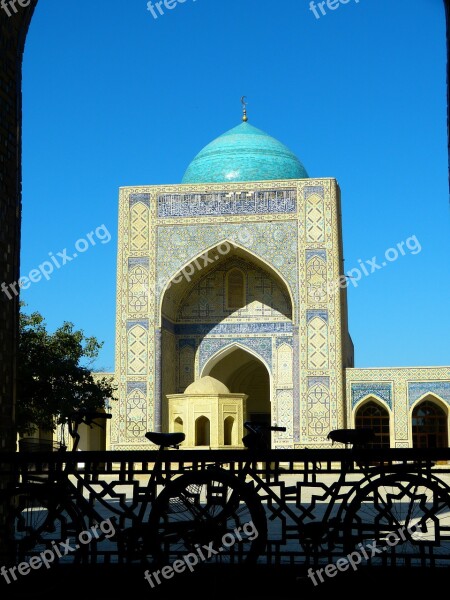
[
  {"x1": 412, "y1": 400, "x2": 448, "y2": 448},
  {"x1": 355, "y1": 400, "x2": 390, "y2": 449},
  {"x1": 159, "y1": 243, "x2": 293, "y2": 440},
  {"x1": 204, "y1": 346, "x2": 271, "y2": 444}
]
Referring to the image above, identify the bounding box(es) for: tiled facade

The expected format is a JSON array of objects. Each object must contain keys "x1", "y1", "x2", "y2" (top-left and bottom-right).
[
  {"x1": 111, "y1": 173, "x2": 450, "y2": 451},
  {"x1": 112, "y1": 178, "x2": 351, "y2": 450},
  {"x1": 346, "y1": 368, "x2": 450, "y2": 448}
]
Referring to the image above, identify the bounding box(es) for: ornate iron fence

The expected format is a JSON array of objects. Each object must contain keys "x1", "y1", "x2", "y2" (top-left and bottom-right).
[{"x1": 1, "y1": 448, "x2": 450, "y2": 569}]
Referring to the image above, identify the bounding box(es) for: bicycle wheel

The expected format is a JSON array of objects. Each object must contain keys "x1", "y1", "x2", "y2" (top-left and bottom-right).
[
  {"x1": 343, "y1": 473, "x2": 450, "y2": 567},
  {"x1": 144, "y1": 470, "x2": 267, "y2": 566},
  {"x1": 5, "y1": 485, "x2": 86, "y2": 566}
]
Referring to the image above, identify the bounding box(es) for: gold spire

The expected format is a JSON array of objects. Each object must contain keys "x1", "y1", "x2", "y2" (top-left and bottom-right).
[{"x1": 241, "y1": 96, "x2": 248, "y2": 122}]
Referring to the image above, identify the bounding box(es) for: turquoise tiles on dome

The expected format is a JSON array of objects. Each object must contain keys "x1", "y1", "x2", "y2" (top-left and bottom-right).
[{"x1": 182, "y1": 122, "x2": 309, "y2": 184}]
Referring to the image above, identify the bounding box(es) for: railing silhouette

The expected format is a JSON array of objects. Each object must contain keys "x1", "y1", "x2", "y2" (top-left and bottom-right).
[{"x1": 1, "y1": 448, "x2": 450, "y2": 569}]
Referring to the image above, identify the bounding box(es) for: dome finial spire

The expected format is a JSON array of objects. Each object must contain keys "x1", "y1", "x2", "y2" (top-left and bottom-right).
[{"x1": 241, "y1": 96, "x2": 248, "y2": 122}]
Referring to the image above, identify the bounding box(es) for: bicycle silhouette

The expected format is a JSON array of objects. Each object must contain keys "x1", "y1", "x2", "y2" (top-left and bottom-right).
[{"x1": 4, "y1": 417, "x2": 450, "y2": 569}]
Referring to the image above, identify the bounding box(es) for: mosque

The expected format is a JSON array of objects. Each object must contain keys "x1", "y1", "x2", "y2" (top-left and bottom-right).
[{"x1": 99, "y1": 104, "x2": 450, "y2": 451}]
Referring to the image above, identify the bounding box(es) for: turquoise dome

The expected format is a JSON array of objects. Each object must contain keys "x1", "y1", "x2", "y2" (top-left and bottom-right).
[{"x1": 182, "y1": 122, "x2": 308, "y2": 184}]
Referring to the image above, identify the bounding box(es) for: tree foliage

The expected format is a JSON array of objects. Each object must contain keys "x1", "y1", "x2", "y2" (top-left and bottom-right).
[{"x1": 16, "y1": 307, "x2": 116, "y2": 436}]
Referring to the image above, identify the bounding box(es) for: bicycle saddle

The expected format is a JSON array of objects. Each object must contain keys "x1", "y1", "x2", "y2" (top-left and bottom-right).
[
  {"x1": 327, "y1": 428, "x2": 375, "y2": 446},
  {"x1": 145, "y1": 432, "x2": 185, "y2": 448}
]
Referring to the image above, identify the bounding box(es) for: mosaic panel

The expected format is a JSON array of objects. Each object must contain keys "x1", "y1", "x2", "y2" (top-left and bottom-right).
[
  {"x1": 127, "y1": 325, "x2": 148, "y2": 375},
  {"x1": 307, "y1": 379, "x2": 331, "y2": 437},
  {"x1": 351, "y1": 383, "x2": 393, "y2": 409},
  {"x1": 198, "y1": 337, "x2": 273, "y2": 373},
  {"x1": 130, "y1": 202, "x2": 149, "y2": 251},
  {"x1": 306, "y1": 254, "x2": 327, "y2": 304},
  {"x1": 307, "y1": 317, "x2": 329, "y2": 370},
  {"x1": 178, "y1": 260, "x2": 291, "y2": 323},
  {"x1": 305, "y1": 194, "x2": 325, "y2": 242},
  {"x1": 408, "y1": 382, "x2": 450, "y2": 406},
  {"x1": 158, "y1": 189, "x2": 297, "y2": 218},
  {"x1": 156, "y1": 221, "x2": 298, "y2": 305},
  {"x1": 276, "y1": 389, "x2": 293, "y2": 439},
  {"x1": 179, "y1": 344, "x2": 195, "y2": 391},
  {"x1": 126, "y1": 388, "x2": 147, "y2": 439},
  {"x1": 277, "y1": 344, "x2": 293, "y2": 386},
  {"x1": 128, "y1": 265, "x2": 149, "y2": 313}
]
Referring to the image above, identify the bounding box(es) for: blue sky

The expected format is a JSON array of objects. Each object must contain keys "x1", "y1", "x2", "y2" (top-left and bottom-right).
[{"x1": 21, "y1": 0, "x2": 448, "y2": 371}]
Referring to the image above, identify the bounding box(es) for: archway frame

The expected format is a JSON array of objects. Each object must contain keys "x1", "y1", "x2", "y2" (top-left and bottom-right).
[
  {"x1": 352, "y1": 395, "x2": 392, "y2": 448},
  {"x1": 158, "y1": 238, "x2": 296, "y2": 327},
  {"x1": 409, "y1": 393, "x2": 450, "y2": 448},
  {"x1": 201, "y1": 342, "x2": 274, "y2": 438}
]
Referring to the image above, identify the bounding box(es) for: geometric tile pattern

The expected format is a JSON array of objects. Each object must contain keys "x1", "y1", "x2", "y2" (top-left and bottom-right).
[
  {"x1": 351, "y1": 383, "x2": 393, "y2": 409},
  {"x1": 305, "y1": 193, "x2": 325, "y2": 243},
  {"x1": 276, "y1": 344, "x2": 293, "y2": 386},
  {"x1": 408, "y1": 381, "x2": 450, "y2": 406},
  {"x1": 307, "y1": 378, "x2": 331, "y2": 437},
  {"x1": 306, "y1": 254, "x2": 327, "y2": 304},
  {"x1": 157, "y1": 189, "x2": 297, "y2": 218},
  {"x1": 276, "y1": 389, "x2": 293, "y2": 440},
  {"x1": 127, "y1": 325, "x2": 148, "y2": 375},
  {"x1": 199, "y1": 337, "x2": 273, "y2": 373},
  {"x1": 307, "y1": 316, "x2": 329, "y2": 369},
  {"x1": 156, "y1": 220, "x2": 299, "y2": 306},
  {"x1": 346, "y1": 368, "x2": 450, "y2": 447},
  {"x1": 130, "y1": 202, "x2": 149, "y2": 251},
  {"x1": 113, "y1": 178, "x2": 348, "y2": 448}
]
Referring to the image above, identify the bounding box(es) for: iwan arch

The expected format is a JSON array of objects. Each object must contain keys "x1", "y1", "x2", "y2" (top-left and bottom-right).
[{"x1": 107, "y1": 115, "x2": 450, "y2": 451}]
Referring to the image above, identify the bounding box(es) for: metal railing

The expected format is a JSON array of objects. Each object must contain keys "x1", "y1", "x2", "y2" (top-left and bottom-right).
[{"x1": 1, "y1": 447, "x2": 450, "y2": 568}]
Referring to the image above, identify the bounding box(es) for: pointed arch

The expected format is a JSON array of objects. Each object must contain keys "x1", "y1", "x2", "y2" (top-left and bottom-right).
[
  {"x1": 226, "y1": 267, "x2": 246, "y2": 309},
  {"x1": 158, "y1": 238, "x2": 295, "y2": 325},
  {"x1": 410, "y1": 395, "x2": 449, "y2": 448},
  {"x1": 173, "y1": 416, "x2": 183, "y2": 434},
  {"x1": 201, "y1": 341, "x2": 271, "y2": 380},
  {"x1": 276, "y1": 343, "x2": 293, "y2": 386},
  {"x1": 354, "y1": 398, "x2": 390, "y2": 449},
  {"x1": 410, "y1": 392, "x2": 450, "y2": 414},
  {"x1": 353, "y1": 394, "x2": 393, "y2": 415},
  {"x1": 224, "y1": 416, "x2": 235, "y2": 446},
  {"x1": 195, "y1": 416, "x2": 210, "y2": 446}
]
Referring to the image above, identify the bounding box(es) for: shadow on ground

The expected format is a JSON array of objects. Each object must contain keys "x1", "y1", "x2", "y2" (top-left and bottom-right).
[{"x1": 0, "y1": 564, "x2": 446, "y2": 599}]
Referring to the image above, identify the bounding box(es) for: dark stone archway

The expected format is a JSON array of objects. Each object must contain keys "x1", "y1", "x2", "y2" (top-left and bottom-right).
[{"x1": 0, "y1": 2, "x2": 36, "y2": 453}]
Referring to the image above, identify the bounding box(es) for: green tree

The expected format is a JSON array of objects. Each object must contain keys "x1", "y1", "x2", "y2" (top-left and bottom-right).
[{"x1": 16, "y1": 306, "x2": 116, "y2": 436}]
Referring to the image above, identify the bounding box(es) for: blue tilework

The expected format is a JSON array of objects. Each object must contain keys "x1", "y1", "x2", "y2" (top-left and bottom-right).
[
  {"x1": 351, "y1": 383, "x2": 392, "y2": 409},
  {"x1": 306, "y1": 250, "x2": 327, "y2": 262},
  {"x1": 126, "y1": 320, "x2": 149, "y2": 331},
  {"x1": 306, "y1": 310, "x2": 328, "y2": 323},
  {"x1": 129, "y1": 193, "x2": 150, "y2": 207},
  {"x1": 182, "y1": 122, "x2": 308, "y2": 184},
  {"x1": 408, "y1": 382, "x2": 450, "y2": 406},
  {"x1": 127, "y1": 382, "x2": 147, "y2": 394},
  {"x1": 199, "y1": 337, "x2": 273, "y2": 372},
  {"x1": 158, "y1": 189, "x2": 297, "y2": 218},
  {"x1": 128, "y1": 257, "x2": 149, "y2": 269},
  {"x1": 162, "y1": 319, "x2": 293, "y2": 336},
  {"x1": 308, "y1": 376, "x2": 330, "y2": 389}
]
